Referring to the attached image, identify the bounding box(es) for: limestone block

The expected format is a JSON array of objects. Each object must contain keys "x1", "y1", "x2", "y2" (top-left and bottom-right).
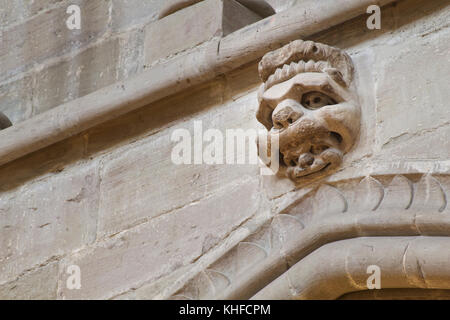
[
  {"x1": 97, "y1": 92, "x2": 260, "y2": 238},
  {"x1": 59, "y1": 178, "x2": 260, "y2": 299},
  {"x1": 74, "y1": 39, "x2": 121, "y2": 105},
  {"x1": 85, "y1": 78, "x2": 225, "y2": 156},
  {"x1": 375, "y1": 27, "x2": 450, "y2": 150},
  {"x1": 32, "y1": 56, "x2": 75, "y2": 116},
  {"x1": 113, "y1": 265, "x2": 192, "y2": 300},
  {"x1": 117, "y1": 28, "x2": 145, "y2": 81},
  {"x1": 0, "y1": 262, "x2": 58, "y2": 300},
  {"x1": 33, "y1": 31, "x2": 146, "y2": 116},
  {"x1": 0, "y1": 136, "x2": 85, "y2": 193},
  {"x1": 2, "y1": 30, "x2": 144, "y2": 120},
  {"x1": 0, "y1": 76, "x2": 33, "y2": 124},
  {"x1": 0, "y1": 0, "x2": 64, "y2": 28},
  {"x1": 392, "y1": 0, "x2": 450, "y2": 40},
  {"x1": 0, "y1": 0, "x2": 110, "y2": 82},
  {"x1": 111, "y1": 0, "x2": 163, "y2": 31},
  {"x1": 376, "y1": 123, "x2": 450, "y2": 161},
  {"x1": 85, "y1": 64, "x2": 260, "y2": 158},
  {"x1": 144, "y1": 0, "x2": 261, "y2": 65},
  {"x1": 0, "y1": 163, "x2": 99, "y2": 284}
]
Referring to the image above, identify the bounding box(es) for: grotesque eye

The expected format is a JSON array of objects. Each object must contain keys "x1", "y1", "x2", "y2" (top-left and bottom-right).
[{"x1": 301, "y1": 91, "x2": 337, "y2": 110}]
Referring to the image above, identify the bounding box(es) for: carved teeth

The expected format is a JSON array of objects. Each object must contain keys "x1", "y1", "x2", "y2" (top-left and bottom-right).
[
  {"x1": 281, "y1": 64, "x2": 290, "y2": 78},
  {"x1": 289, "y1": 61, "x2": 298, "y2": 74},
  {"x1": 305, "y1": 59, "x2": 315, "y2": 72},
  {"x1": 274, "y1": 68, "x2": 282, "y2": 79}
]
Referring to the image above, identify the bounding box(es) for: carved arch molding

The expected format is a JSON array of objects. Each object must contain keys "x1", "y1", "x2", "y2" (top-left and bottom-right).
[
  {"x1": 170, "y1": 173, "x2": 450, "y2": 300},
  {"x1": 168, "y1": 40, "x2": 450, "y2": 300}
]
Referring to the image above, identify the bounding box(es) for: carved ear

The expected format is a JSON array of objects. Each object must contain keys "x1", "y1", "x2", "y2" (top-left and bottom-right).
[
  {"x1": 256, "y1": 101, "x2": 273, "y2": 131},
  {"x1": 256, "y1": 84, "x2": 273, "y2": 130},
  {"x1": 324, "y1": 68, "x2": 347, "y2": 87}
]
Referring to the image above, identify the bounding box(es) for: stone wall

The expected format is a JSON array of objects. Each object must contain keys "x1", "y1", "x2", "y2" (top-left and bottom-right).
[
  {"x1": 0, "y1": 0, "x2": 293, "y2": 124},
  {"x1": 0, "y1": 0, "x2": 449, "y2": 299}
]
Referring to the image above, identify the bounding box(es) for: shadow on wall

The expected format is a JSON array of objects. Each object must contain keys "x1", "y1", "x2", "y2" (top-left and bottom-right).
[
  {"x1": 0, "y1": 112, "x2": 12, "y2": 130},
  {"x1": 158, "y1": 0, "x2": 276, "y2": 19}
]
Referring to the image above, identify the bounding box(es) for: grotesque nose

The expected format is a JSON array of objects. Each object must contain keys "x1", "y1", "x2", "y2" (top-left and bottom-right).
[
  {"x1": 272, "y1": 99, "x2": 303, "y2": 130},
  {"x1": 298, "y1": 153, "x2": 314, "y2": 168}
]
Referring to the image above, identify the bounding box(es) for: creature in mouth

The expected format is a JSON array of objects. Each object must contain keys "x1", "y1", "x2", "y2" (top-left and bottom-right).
[
  {"x1": 284, "y1": 140, "x2": 343, "y2": 181},
  {"x1": 256, "y1": 40, "x2": 361, "y2": 185},
  {"x1": 275, "y1": 116, "x2": 345, "y2": 181}
]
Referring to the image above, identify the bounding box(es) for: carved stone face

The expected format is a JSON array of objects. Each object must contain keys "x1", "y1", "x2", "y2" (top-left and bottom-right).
[{"x1": 256, "y1": 40, "x2": 360, "y2": 184}]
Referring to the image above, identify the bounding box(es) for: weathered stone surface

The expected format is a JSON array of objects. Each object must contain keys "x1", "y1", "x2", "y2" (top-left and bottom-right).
[
  {"x1": 113, "y1": 265, "x2": 192, "y2": 300},
  {"x1": 376, "y1": 123, "x2": 450, "y2": 161},
  {"x1": 0, "y1": 76, "x2": 33, "y2": 125},
  {"x1": 85, "y1": 79, "x2": 225, "y2": 156},
  {"x1": 97, "y1": 91, "x2": 260, "y2": 237},
  {"x1": 0, "y1": 0, "x2": 110, "y2": 82},
  {"x1": 75, "y1": 40, "x2": 121, "y2": 105},
  {"x1": 375, "y1": 27, "x2": 450, "y2": 150},
  {"x1": 393, "y1": 0, "x2": 450, "y2": 40},
  {"x1": 0, "y1": 0, "x2": 401, "y2": 169},
  {"x1": 0, "y1": 0, "x2": 449, "y2": 302},
  {"x1": 33, "y1": 31, "x2": 144, "y2": 117},
  {"x1": 59, "y1": 178, "x2": 260, "y2": 299},
  {"x1": 117, "y1": 28, "x2": 146, "y2": 81},
  {"x1": 0, "y1": 262, "x2": 58, "y2": 300},
  {"x1": 144, "y1": 0, "x2": 218, "y2": 65},
  {"x1": 0, "y1": 0, "x2": 64, "y2": 28},
  {"x1": 0, "y1": 163, "x2": 99, "y2": 284},
  {"x1": 0, "y1": 136, "x2": 85, "y2": 193},
  {"x1": 111, "y1": 0, "x2": 162, "y2": 31},
  {"x1": 32, "y1": 55, "x2": 75, "y2": 116},
  {"x1": 144, "y1": 0, "x2": 261, "y2": 65}
]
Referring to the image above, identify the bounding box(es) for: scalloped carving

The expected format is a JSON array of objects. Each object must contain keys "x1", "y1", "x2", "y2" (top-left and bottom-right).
[
  {"x1": 377, "y1": 175, "x2": 413, "y2": 210},
  {"x1": 270, "y1": 214, "x2": 304, "y2": 252},
  {"x1": 412, "y1": 174, "x2": 447, "y2": 212},
  {"x1": 204, "y1": 269, "x2": 231, "y2": 293},
  {"x1": 313, "y1": 184, "x2": 348, "y2": 215},
  {"x1": 351, "y1": 176, "x2": 384, "y2": 211},
  {"x1": 236, "y1": 242, "x2": 268, "y2": 274}
]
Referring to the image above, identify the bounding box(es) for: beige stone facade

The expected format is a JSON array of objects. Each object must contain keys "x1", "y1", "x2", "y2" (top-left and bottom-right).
[{"x1": 0, "y1": 0, "x2": 449, "y2": 300}]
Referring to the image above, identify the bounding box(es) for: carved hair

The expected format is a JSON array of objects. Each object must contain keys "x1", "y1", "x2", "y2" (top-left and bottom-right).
[{"x1": 258, "y1": 40, "x2": 354, "y2": 89}]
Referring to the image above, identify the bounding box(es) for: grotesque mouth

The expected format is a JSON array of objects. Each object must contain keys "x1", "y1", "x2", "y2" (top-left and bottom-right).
[
  {"x1": 285, "y1": 146, "x2": 343, "y2": 180},
  {"x1": 280, "y1": 130, "x2": 344, "y2": 182}
]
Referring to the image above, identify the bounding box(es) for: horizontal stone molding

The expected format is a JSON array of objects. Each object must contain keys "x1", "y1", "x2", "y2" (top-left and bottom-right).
[{"x1": 0, "y1": 0, "x2": 396, "y2": 167}]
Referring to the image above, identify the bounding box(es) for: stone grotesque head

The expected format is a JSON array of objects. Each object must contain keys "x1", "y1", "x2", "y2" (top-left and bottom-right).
[{"x1": 257, "y1": 40, "x2": 360, "y2": 184}]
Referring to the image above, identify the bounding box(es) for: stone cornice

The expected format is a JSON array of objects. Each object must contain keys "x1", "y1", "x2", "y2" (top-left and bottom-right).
[{"x1": 0, "y1": 0, "x2": 396, "y2": 167}]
